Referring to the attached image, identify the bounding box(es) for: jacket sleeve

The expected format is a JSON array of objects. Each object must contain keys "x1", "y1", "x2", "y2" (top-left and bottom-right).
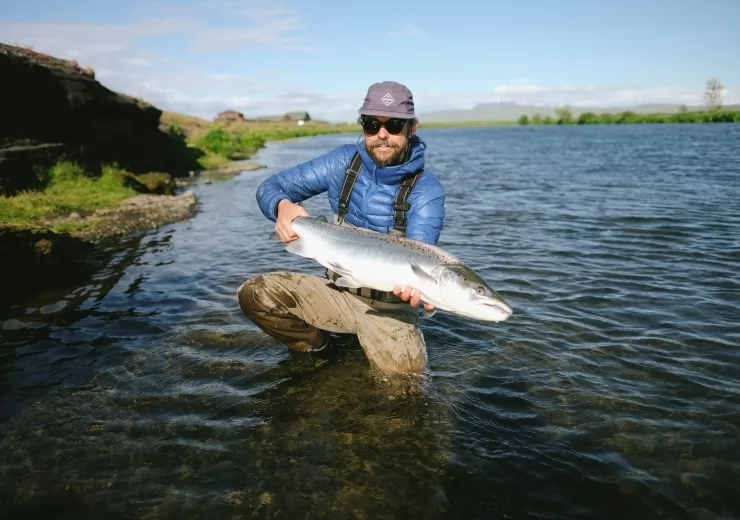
[
  {"x1": 256, "y1": 146, "x2": 351, "y2": 221},
  {"x1": 405, "y1": 179, "x2": 446, "y2": 245}
]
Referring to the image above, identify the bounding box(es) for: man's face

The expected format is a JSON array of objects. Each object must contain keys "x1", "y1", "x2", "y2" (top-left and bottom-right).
[{"x1": 362, "y1": 116, "x2": 417, "y2": 167}]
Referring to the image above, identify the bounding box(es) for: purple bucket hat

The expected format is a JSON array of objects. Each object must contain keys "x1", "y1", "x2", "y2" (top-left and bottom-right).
[{"x1": 358, "y1": 81, "x2": 416, "y2": 119}]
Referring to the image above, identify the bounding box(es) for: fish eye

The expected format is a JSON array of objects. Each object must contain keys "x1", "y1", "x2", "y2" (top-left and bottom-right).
[{"x1": 475, "y1": 286, "x2": 485, "y2": 295}]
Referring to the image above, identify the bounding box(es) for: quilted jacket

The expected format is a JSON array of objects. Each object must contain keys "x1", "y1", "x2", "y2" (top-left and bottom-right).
[{"x1": 255, "y1": 135, "x2": 445, "y2": 244}]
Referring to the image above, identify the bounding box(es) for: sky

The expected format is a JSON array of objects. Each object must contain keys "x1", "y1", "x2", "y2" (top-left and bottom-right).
[{"x1": 2, "y1": 0, "x2": 739, "y2": 122}]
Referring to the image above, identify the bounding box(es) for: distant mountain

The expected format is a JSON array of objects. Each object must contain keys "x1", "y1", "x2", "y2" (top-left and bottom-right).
[{"x1": 418, "y1": 102, "x2": 740, "y2": 123}]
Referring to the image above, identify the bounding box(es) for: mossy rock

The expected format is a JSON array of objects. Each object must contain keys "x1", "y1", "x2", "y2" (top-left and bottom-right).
[
  {"x1": 114, "y1": 171, "x2": 146, "y2": 192},
  {"x1": 114, "y1": 171, "x2": 173, "y2": 195},
  {"x1": 136, "y1": 172, "x2": 174, "y2": 195}
]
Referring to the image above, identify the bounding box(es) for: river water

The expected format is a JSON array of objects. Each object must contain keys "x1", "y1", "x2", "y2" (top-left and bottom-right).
[{"x1": 1, "y1": 124, "x2": 739, "y2": 519}]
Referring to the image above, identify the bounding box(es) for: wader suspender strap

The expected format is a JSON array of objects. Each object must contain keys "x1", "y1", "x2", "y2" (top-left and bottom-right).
[
  {"x1": 336, "y1": 152, "x2": 362, "y2": 225},
  {"x1": 393, "y1": 170, "x2": 423, "y2": 233},
  {"x1": 327, "y1": 152, "x2": 424, "y2": 303}
]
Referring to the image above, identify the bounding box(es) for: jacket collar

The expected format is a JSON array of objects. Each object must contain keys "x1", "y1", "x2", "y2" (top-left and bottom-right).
[{"x1": 357, "y1": 135, "x2": 426, "y2": 184}]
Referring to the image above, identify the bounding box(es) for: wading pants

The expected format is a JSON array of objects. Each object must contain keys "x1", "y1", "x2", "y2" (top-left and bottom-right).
[{"x1": 237, "y1": 272, "x2": 428, "y2": 374}]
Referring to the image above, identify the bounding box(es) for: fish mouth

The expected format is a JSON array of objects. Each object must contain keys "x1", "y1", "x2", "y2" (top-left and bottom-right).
[{"x1": 482, "y1": 301, "x2": 513, "y2": 317}]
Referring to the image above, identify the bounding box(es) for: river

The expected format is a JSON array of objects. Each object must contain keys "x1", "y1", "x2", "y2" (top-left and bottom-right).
[{"x1": 1, "y1": 123, "x2": 739, "y2": 519}]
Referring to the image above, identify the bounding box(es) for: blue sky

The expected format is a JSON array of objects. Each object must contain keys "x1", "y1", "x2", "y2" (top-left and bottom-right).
[{"x1": 2, "y1": 0, "x2": 738, "y2": 121}]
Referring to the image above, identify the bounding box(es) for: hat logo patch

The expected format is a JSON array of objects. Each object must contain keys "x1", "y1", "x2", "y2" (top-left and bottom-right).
[{"x1": 381, "y1": 92, "x2": 394, "y2": 106}]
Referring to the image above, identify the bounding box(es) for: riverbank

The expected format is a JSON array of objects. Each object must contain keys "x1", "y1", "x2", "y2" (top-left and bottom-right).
[
  {"x1": 160, "y1": 111, "x2": 359, "y2": 171},
  {"x1": 0, "y1": 161, "x2": 198, "y2": 309},
  {"x1": 0, "y1": 42, "x2": 357, "y2": 308}
]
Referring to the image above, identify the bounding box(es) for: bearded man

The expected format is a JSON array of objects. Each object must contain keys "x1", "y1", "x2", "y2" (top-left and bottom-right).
[{"x1": 237, "y1": 81, "x2": 446, "y2": 374}]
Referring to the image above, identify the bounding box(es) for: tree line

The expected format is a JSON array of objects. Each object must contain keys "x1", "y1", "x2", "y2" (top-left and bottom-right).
[{"x1": 517, "y1": 78, "x2": 738, "y2": 125}]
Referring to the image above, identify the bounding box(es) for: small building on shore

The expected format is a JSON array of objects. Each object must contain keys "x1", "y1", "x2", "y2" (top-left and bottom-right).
[
  {"x1": 215, "y1": 110, "x2": 246, "y2": 122},
  {"x1": 286, "y1": 111, "x2": 311, "y2": 123}
]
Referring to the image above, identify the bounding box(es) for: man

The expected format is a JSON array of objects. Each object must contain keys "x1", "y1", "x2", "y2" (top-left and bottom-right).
[{"x1": 237, "y1": 81, "x2": 445, "y2": 374}]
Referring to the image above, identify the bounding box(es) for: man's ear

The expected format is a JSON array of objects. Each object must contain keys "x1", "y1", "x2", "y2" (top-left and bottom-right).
[{"x1": 408, "y1": 119, "x2": 418, "y2": 137}]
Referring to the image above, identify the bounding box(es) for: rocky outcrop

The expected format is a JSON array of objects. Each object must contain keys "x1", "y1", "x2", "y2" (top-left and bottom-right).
[{"x1": 0, "y1": 43, "x2": 201, "y2": 196}]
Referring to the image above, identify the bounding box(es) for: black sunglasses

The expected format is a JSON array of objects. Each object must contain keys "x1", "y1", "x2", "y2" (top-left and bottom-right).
[{"x1": 360, "y1": 116, "x2": 407, "y2": 135}]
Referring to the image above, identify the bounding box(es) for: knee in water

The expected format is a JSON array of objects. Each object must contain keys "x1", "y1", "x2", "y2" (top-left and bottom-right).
[{"x1": 238, "y1": 275, "x2": 290, "y2": 314}]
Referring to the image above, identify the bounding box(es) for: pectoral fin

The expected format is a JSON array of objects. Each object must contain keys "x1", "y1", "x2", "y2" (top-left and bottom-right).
[
  {"x1": 334, "y1": 276, "x2": 363, "y2": 289},
  {"x1": 408, "y1": 258, "x2": 438, "y2": 285},
  {"x1": 327, "y1": 261, "x2": 352, "y2": 278},
  {"x1": 284, "y1": 238, "x2": 313, "y2": 258}
]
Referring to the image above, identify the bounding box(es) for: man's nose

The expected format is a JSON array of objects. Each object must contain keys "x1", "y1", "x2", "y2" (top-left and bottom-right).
[{"x1": 377, "y1": 125, "x2": 390, "y2": 138}]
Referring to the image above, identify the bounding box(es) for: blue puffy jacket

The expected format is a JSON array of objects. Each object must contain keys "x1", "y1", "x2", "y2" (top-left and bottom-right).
[{"x1": 255, "y1": 135, "x2": 446, "y2": 244}]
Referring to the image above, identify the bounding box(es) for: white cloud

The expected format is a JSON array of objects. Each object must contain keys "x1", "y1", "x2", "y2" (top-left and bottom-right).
[
  {"x1": 487, "y1": 80, "x2": 739, "y2": 107},
  {"x1": 414, "y1": 89, "x2": 490, "y2": 111},
  {"x1": 0, "y1": 5, "x2": 310, "y2": 55},
  {"x1": 0, "y1": 2, "x2": 328, "y2": 119},
  {"x1": 2, "y1": 6, "x2": 735, "y2": 124},
  {"x1": 122, "y1": 58, "x2": 152, "y2": 67}
]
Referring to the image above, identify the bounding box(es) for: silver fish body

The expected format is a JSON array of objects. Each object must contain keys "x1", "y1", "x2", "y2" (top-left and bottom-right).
[{"x1": 271, "y1": 216, "x2": 513, "y2": 322}]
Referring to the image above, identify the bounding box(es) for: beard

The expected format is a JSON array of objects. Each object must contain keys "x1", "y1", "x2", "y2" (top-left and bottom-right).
[{"x1": 365, "y1": 138, "x2": 408, "y2": 167}]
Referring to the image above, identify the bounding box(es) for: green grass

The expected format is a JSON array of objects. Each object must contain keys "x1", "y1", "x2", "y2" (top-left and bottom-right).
[
  {"x1": 0, "y1": 162, "x2": 136, "y2": 230},
  {"x1": 191, "y1": 122, "x2": 360, "y2": 169}
]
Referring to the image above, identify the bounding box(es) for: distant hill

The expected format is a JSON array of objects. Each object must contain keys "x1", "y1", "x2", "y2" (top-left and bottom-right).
[{"x1": 418, "y1": 102, "x2": 740, "y2": 123}]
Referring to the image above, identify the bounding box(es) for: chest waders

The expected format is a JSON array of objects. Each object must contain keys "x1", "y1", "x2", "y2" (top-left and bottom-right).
[{"x1": 325, "y1": 152, "x2": 423, "y2": 303}]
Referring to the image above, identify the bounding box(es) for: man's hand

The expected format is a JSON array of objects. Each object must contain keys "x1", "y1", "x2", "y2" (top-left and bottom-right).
[
  {"x1": 393, "y1": 285, "x2": 435, "y2": 312},
  {"x1": 275, "y1": 199, "x2": 309, "y2": 242}
]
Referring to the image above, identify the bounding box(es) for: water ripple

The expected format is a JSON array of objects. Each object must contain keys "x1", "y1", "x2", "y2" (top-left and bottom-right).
[{"x1": 1, "y1": 125, "x2": 740, "y2": 519}]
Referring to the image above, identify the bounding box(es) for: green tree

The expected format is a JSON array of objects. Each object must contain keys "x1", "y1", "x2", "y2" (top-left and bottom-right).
[
  {"x1": 704, "y1": 78, "x2": 724, "y2": 111},
  {"x1": 555, "y1": 105, "x2": 573, "y2": 124},
  {"x1": 531, "y1": 113, "x2": 542, "y2": 124},
  {"x1": 577, "y1": 112, "x2": 599, "y2": 124},
  {"x1": 518, "y1": 114, "x2": 530, "y2": 125}
]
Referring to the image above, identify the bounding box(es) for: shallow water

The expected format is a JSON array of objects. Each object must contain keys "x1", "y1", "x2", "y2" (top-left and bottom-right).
[{"x1": 1, "y1": 124, "x2": 739, "y2": 519}]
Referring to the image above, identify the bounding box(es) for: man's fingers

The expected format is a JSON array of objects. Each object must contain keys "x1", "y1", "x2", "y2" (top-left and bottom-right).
[
  {"x1": 276, "y1": 218, "x2": 295, "y2": 243},
  {"x1": 391, "y1": 286, "x2": 426, "y2": 307},
  {"x1": 276, "y1": 223, "x2": 292, "y2": 243}
]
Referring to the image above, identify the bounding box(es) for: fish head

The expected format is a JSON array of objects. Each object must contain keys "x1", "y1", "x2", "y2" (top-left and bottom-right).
[{"x1": 436, "y1": 264, "x2": 513, "y2": 322}]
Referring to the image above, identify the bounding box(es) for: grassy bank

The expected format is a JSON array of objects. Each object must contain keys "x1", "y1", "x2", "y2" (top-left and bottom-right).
[
  {"x1": 161, "y1": 112, "x2": 360, "y2": 169},
  {"x1": 0, "y1": 161, "x2": 149, "y2": 233},
  {"x1": 1, "y1": 113, "x2": 359, "y2": 232}
]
